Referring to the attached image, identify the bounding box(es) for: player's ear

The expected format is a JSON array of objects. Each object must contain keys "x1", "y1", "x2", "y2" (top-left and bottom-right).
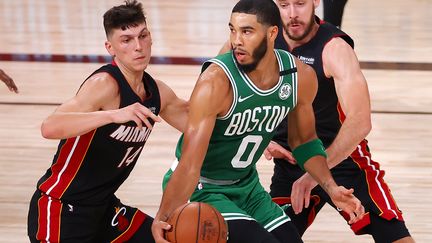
[
  {"x1": 105, "y1": 41, "x2": 115, "y2": 57},
  {"x1": 268, "y1": 25, "x2": 278, "y2": 41}
]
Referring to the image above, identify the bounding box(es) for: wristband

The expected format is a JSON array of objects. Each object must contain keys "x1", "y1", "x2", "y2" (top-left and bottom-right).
[{"x1": 292, "y1": 138, "x2": 327, "y2": 171}]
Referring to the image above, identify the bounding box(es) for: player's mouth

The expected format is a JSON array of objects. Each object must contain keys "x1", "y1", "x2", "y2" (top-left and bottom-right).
[
  {"x1": 234, "y1": 50, "x2": 247, "y2": 62},
  {"x1": 135, "y1": 56, "x2": 146, "y2": 60},
  {"x1": 288, "y1": 22, "x2": 302, "y2": 31}
]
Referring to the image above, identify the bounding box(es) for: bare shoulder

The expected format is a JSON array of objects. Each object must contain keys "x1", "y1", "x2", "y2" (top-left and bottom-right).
[
  {"x1": 191, "y1": 63, "x2": 232, "y2": 116},
  {"x1": 200, "y1": 63, "x2": 228, "y2": 81},
  {"x1": 325, "y1": 36, "x2": 352, "y2": 49},
  {"x1": 293, "y1": 57, "x2": 318, "y2": 103},
  {"x1": 323, "y1": 36, "x2": 356, "y2": 61},
  {"x1": 196, "y1": 63, "x2": 231, "y2": 94},
  {"x1": 153, "y1": 78, "x2": 177, "y2": 105},
  {"x1": 294, "y1": 58, "x2": 317, "y2": 86},
  {"x1": 80, "y1": 71, "x2": 119, "y2": 98},
  {"x1": 153, "y1": 78, "x2": 171, "y2": 94},
  {"x1": 70, "y1": 71, "x2": 121, "y2": 111},
  {"x1": 323, "y1": 37, "x2": 361, "y2": 78}
]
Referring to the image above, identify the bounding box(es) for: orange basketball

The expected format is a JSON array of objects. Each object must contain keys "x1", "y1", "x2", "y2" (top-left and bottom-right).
[{"x1": 165, "y1": 202, "x2": 228, "y2": 243}]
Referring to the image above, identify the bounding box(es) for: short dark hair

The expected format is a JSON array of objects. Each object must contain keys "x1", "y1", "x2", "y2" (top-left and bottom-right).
[
  {"x1": 103, "y1": 0, "x2": 146, "y2": 37},
  {"x1": 232, "y1": 0, "x2": 281, "y2": 27}
]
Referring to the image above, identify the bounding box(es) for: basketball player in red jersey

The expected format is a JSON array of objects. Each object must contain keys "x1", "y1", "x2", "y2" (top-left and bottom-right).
[
  {"x1": 27, "y1": 1, "x2": 187, "y2": 242},
  {"x1": 264, "y1": 0, "x2": 414, "y2": 242}
]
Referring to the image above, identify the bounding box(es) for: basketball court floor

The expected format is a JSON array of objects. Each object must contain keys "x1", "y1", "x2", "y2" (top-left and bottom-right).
[{"x1": 0, "y1": 0, "x2": 431, "y2": 242}]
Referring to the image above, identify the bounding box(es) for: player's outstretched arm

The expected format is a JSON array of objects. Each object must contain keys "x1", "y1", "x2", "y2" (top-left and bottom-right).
[
  {"x1": 152, "y1": 64, "x2": 231, "y2": 243},
  {"x1": 323, "y1": 37, "x2": 372, "y2": 169},
  {"x1": 156, "y1": 79, "x2": 189, "y2": 133},
  {"x1": 0, "y1": 69, "x2": 18, "y2": 93},
  {"x1": 41, "y1": 72, "x2": 160, "y2": 139},
  {"x1": 287, "y1": 59, "x2": 364, "y2": 224}
]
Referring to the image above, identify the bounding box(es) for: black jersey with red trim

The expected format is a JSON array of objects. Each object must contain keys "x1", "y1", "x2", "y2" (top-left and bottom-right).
[
  {"x1": 273, "y1": 16, "x2": 354, "y2": 149},
  {"x1": 36, "y1": 64, "x2": 161, "y2": 205}
]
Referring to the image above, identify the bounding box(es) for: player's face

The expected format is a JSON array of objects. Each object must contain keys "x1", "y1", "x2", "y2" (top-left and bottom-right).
[
  {"x1": 276, "y1": 0, "x2": 318, "y2": 41},
  {"x1": 229, "y1": 13, "x2": 269, "y2": 72},
  {"x1": 105, "y1": 22, "x2": 152, "y2": 72}
]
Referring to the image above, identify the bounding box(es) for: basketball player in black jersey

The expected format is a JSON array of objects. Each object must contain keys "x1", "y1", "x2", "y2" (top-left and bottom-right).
[
  {"x1": 27, "y1": 1, "x2": 188, "y2": 242},
  {"x1": 0, "y1": 68, "x2": 18, "y2": 93},
  {"x1": 263, "y1": 0, "x2": 414, "y2": 242}
]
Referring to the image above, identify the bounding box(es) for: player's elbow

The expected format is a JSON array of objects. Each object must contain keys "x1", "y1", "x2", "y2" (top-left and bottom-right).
[
  {"x1": 353, "y1": 114, "x2": 372, "y2": 138},
  {"x1": 361, "y1": 119, "x2": 372, "y2": 137},
  {"x1": 40, "y1": 119, "x2": 62, "y2": 139}
]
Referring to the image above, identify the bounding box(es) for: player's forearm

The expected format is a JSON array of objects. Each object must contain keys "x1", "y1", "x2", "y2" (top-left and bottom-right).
[
  {"x1": 155, "y1": 165, "x2": 200, "y2": 221},
  {"x1": 326, "y1": 116, "x2": 371, "y2": 169},
  {"x1": 303, "y1": 156, "x2": 338, "y2": 193},
  {"x1": 41, "y1": 111, "x2": 114, "y2": 139},
  {"x1": 160, "y1": 100, "x2": 189, "y2": 133}
]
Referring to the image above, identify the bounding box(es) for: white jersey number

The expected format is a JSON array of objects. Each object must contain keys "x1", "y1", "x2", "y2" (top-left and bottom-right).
[
  {"x1": 117, "y1": 146, "x2": 143, "y2": 168},
  {"x1": 231, "y1": 135, "x2": 263, "y2": 168}
]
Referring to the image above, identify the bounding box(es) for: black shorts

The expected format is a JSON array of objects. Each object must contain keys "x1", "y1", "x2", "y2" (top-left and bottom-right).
[
  {"x1": 27, "y1": 190, "x2": 154, "y2": 243},
  {"x1": 270, "y1": 156, "x2": 411, "y2": 241},
  {"x1": 226, "y1": 219, "x2": 302, "y2": 243}
]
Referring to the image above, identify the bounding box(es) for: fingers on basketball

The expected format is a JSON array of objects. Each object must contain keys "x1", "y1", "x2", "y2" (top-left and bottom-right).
[{"x1": 165, "y1": 202, "x2": 228, "y2": 243}]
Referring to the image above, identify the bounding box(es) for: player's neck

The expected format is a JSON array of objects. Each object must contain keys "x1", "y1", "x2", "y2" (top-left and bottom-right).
[
  {"x1": 115, "y1": 60, "x2": 146, "y2": 100},
  {"x1": 116, "y1": 61, "x2": 145, "y2": 86},
  {"x1": 246, "y1": 52, "x2": 279, "y2": 90}
]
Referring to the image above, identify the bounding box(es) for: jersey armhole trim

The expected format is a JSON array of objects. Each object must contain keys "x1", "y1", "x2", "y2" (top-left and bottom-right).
[{"x1": 205, "y1": 59, "x2": 238, "y2": 120}]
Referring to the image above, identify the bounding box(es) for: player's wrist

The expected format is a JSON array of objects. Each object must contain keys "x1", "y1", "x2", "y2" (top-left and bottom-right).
[{"x1": 321, "y1": 178, "x2": 338, "y2": 195}]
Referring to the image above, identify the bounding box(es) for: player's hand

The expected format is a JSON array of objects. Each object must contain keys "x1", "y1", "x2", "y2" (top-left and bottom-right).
[
  {"x1": 328, "y1": 186, "x2": 365, "y2": 224},
  {"x1": 111, "y1": 102, "x2": 161, "y2": 129},
  {"x1": 290, "y1": 173, "x2": 318, "y2": 214},
  {"x1": 263, "y1": 141, "x2": 296, "y2": 164},
  {"x1": 151, "y1": 219, "x2": 171, "y2": 243},
  {"x1": 0, "y1": 69, "x2": 18, "y2": 93}
]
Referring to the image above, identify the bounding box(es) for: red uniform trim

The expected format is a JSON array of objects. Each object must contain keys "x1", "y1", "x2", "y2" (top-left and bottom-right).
[
  {"x1": 351, "y1": 142, "x2": 404, "y2": 221},
  {"x1": 350, "y1": 212, "x2": 371, "y2": 234},
  {"x1": 272, "y1": 195, "x2": 321, "y2": 228},
  {"x1": 337, "y1": 101, "x2": 403, "y2": 221},
  {"x1": 36, "y1": 194, "x2": 63, "y2": 242},
  {"x1": 111, "y1": 210, "x2": 147, "y2": 243},
  {"x1": 336, "y1": 102, "x2": 403, "y2": 233},
  {"x1": 39, "y1": 130, "x2": 96, "y2": 199}
]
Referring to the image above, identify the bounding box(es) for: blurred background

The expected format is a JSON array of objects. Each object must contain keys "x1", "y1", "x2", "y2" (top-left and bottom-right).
[{"x1": 0, "y1": 1, "x2": 431, "y2": 242}]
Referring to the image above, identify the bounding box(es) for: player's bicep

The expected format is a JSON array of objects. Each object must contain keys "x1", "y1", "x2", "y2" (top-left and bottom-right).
[
  {"x1": 287, "y1": 101, "x2": 318, "y2": 149},
  {"x1": 56, "y1": 73, "x2": 117, "y2": 113},
  {"x1": 323, "y1": 38, "x2": 371, "y2": 117},
  {"x1": 181, "y1": 65, "x2": 230, "y2": 165},
  {"x1": 157, "y1": 79, "x2": 189, "y2": 132},
  {"x1": 287, "y1": 60, "x2": 319, "y2": 148}
]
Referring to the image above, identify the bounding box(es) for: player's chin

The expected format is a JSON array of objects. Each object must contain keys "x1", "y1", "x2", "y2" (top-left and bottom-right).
[
  {"x1": 131, "y1": 62, "x2": 148, "y2": 72},
  {"x1": 287, "y1": 30, "x2": 304, "y2": 41},
  {"x1": 237, "y1": 58, "x2": 254, "y2": 66}
]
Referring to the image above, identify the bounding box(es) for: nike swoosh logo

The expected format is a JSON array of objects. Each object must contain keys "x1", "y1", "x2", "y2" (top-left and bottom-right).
[{"x1": 238, "y1": 94, "x2": 254, "y2": 103}]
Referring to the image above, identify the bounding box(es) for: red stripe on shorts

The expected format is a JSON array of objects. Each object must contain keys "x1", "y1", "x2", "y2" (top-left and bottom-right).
[
  {"x1": 111, "y1": 211, "x2": 147, "y2": 243},
  {"x1": 351, "y1": 140, "x2": 403, "y2": 221},
  {"x1": 36, "y1": 194, "x2": 63, "y2": 242}
]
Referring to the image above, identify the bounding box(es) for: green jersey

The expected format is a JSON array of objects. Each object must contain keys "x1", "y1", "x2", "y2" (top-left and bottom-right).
[{"x1": 176, "y1": 49, "x2": 298, "y2": 182}]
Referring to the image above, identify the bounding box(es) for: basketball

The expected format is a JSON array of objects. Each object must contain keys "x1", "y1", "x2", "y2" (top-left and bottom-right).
[{"x1": 165, "y1": 202, "x2": 228, "y2": 243}]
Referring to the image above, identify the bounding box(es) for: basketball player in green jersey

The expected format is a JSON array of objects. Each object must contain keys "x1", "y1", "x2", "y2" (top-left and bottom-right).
[{"x1": 152, "y1": 0, "x2": 364, "y2": 242}]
